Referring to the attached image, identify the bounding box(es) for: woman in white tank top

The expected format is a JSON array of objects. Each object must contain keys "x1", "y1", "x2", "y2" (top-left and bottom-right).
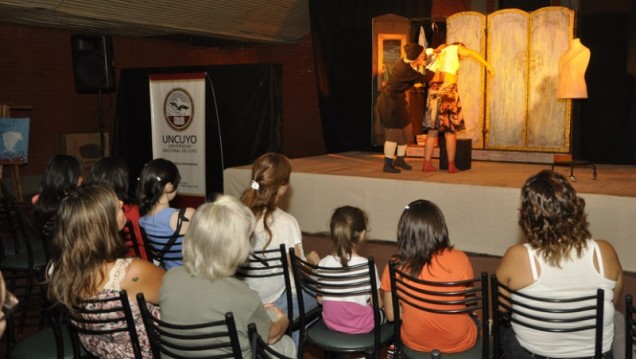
[{"x1": 496, "y1": 170, "x2": 623, "y2": 358}]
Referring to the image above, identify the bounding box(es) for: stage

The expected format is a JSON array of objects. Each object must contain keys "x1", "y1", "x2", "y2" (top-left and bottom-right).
[{"x1": 224, "y1": 152, "x2": 636, "y2": 271}]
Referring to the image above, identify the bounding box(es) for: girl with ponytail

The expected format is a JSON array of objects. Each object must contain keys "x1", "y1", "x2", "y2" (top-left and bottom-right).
[{"x1": 317, "y1": 206, "x2": 384, "y2": 334}]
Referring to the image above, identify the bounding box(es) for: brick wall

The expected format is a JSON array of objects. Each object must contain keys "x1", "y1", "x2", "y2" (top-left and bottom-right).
[
  {"x1": 0, "y1": 22, "x2": 325, "y2": 178},
  {"x1": 0, "y1": 0, "x2": 499, "y2": 179}
]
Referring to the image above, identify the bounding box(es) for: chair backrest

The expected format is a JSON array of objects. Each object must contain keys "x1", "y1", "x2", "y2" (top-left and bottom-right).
[
  {"x1": 137, "y1": 293, "x2": 243, "y2": 359},
  {"x1": 120, "y1": 220, "x2": 142, "y2": 258},
  {"x1": 0, "y1": 180, "x2": 38, "y2": 263},
  {"x1": 388, "y1": 261, "x2": 489, "y2": 358},
  {"x1": 235, "y1": 243, "x2": 294, "y2": 333},
  {"x1": 65, "y1": 289, "x2": 143, "y2": 359},
  {"x1": 625, "y1": 294, "x2": 635, "y2": 359},
  {"x1": 491, "y1": 275, "x2": 605, "y2": 359},
  {"x1": 289, "y1": 248, "x2": 384, "y2": 357},
  {"x1": 139, "y1": 225, "x2": 183, "y2": 268},
  {"x1": 248, "y1": 322, "x2": 293, "y2": 359},
  {"x1": 6, "y1": 305, "x2": 81, "y2": 359}
]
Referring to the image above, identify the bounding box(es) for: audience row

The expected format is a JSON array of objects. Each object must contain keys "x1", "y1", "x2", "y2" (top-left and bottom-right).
[{"x1": 9, "y1": 152, "x2": 625, "y2": 358}]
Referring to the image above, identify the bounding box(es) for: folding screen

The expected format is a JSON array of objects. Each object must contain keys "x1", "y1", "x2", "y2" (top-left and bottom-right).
[{"x1": 447, "y1": 6, "x2": 574, "y2": 152}]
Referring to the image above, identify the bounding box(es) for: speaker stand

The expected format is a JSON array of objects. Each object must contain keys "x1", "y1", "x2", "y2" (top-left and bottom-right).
[{"x1": 98, "y1": 89, "x2": 105, "y2": 158}]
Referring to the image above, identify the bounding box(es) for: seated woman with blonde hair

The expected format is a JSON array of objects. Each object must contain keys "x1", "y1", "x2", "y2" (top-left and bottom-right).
[{"x1": 160, "y1": 195, "x2": 296, "y2": 358}]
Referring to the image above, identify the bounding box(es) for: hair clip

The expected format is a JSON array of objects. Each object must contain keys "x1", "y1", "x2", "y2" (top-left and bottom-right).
[
  {"x1": 250, "y1": 180, "x2": 260, "y2": 190},
  {"x1": 404, "y1": 205, "x2": 410, "y2": 210},
  {"x1": 156, "y1": 176, "x2": 162, "y2": 182}
]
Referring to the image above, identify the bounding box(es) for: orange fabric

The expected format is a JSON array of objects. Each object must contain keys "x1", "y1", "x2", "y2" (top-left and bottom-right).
[
  {"x1": 123, "y1": 204, "x2": 147, "y2": 260},
  {"x1": 380, "y1": 249, "x2": 477, "y2": 353}
]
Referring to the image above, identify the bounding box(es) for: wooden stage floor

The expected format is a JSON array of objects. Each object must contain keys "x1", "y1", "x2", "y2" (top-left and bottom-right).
[{"x1": 288, "y1": 151, "x2": 636, "y2": 198}]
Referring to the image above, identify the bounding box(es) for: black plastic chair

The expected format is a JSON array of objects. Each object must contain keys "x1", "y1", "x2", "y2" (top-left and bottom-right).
[
  {"x1": 137, "y1": 293, "x2": 242, "y2": 359},
  {"x1": 248, "y1": 322, "x2": 294, "y2": 359},
  {"x1": 289, "y1": 248, "x2": 394, "y2": 359},
  {"x1": 491, "y1": 275, "x2": 605, "y2": 359},
  {"x1": 6, "y1": 306, "x2": 85, "y2": 359},
  {"x1": 235, "y1": 243, "x2": 320, "y2": 335},
  {"x1": 625, "y1": 294, "x2": 635, "y2": 359},
  {"x1": 139, "y1": 226, "x2": 183, "y2": 269},
  {"x1": 0, "y1": 181, "x2": 48, "y2": 337},
  {"x1": 65, "y1": 290, "x2": 143, "y2": 359},
  {"x1": 120, "y1": 220, "x2": 142, "y2": 258},
  {"x1": 388, "y1": 262, "x2": 489, "y2": 359}
]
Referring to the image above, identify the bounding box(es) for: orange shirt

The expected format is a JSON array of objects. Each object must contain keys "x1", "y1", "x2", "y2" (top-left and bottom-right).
[{"x1": 380, "y1": 248, "x2": 476, "y2": 353}]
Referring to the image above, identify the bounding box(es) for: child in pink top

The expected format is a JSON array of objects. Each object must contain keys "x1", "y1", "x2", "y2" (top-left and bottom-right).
[{"x1": 317, "y1": 206, "x2": 384, "y2": 334}]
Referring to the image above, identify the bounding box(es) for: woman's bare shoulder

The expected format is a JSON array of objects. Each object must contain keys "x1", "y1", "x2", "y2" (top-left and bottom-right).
[
  {"x1": 184, "y1": 207, "x2": 196, "y2": 218},
  {"x1": 126, "y1": 258, "x2": 166, "y2": 279},
  {"x1": 595, "y1": 239, "x2": 622, "y2": 278}
]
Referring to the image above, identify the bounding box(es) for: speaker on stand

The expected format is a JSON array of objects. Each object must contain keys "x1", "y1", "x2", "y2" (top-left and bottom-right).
[{"x1": 71, "y1": 35, "x2": 116, "y2": 158}]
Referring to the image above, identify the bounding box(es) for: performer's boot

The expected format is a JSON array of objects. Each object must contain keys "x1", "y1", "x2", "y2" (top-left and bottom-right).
[
  {"x1": 422, "y1": 160, "x2": 437, "y2": 172},
  {"x1": 383, "y1": 157, "x2": 401, "y2": 173},
  {"x1": 394, "y1": 156, "x2": 412, "y2": 170},
  {"x1": 448, "y1": 161, "x2": 459, "y2": 174}
]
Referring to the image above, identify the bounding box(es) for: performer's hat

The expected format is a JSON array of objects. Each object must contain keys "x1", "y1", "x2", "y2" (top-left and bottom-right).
[{"x1": 404, "y1": 43, "x2": 424, "y2": 60}]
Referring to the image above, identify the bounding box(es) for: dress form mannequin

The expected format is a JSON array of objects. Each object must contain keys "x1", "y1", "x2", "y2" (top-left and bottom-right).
[
  {"x1": 557, "y1": 38, "x2": 590, "y2": 99},
  {"x1": 553, "y1": 38, "x2": 597, "y2": 181}
]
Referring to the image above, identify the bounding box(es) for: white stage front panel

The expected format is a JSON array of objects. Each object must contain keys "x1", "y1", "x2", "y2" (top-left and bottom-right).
[{"x1": 224, "y1": 165, "x2": 636, "y2": 272}]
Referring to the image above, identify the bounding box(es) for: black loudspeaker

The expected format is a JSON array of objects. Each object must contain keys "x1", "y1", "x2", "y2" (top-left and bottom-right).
[
  {"x1": 71, "y1": 35, "x2": 116, "y2": 93},
  {"x1": 439, "y1": 137, "x2": 472, "y2": 171}
]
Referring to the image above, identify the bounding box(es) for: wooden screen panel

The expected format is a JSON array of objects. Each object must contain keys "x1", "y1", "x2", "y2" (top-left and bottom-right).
[
  {"x1": 447, "y1": 11, "x2": 487, "y2": 148},
  {"x1": 526, "y1": 7, "x2": 573, "y2": 152},
  {"x1": 486, "y1": 9, "x2": 529, "y2": 150}
]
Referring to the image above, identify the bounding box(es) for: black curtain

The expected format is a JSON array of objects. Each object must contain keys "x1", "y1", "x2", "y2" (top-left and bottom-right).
[
  {"x1": 309, "y1": 0, "x2": 432, "y2": 153},
  {"x1": 113, "y1": 64, "x2": 282, "y2": 196},
  {"x1": 580, "y1": 13, "x2": 636, "y2": 164}
]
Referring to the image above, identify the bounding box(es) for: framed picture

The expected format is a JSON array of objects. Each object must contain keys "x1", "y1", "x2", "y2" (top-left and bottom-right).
[
  {"x1": 0, "y1": 118, "x2": 30, "y2": 164},
  {"x1": 57, "y1": 132, "x2": 109, "y2": 174}
]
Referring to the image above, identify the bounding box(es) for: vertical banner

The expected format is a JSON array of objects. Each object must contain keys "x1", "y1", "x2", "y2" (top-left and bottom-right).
[{"x1": 149, "y1": 73, "x2": 206, "y2": 198}]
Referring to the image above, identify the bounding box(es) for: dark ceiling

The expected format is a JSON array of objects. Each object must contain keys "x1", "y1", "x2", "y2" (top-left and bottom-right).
[{"x1": 0, "y1": 0, "x2": 311, "y2": 45}]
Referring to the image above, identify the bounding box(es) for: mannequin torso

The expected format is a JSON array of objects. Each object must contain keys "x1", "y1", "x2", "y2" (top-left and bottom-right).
[{"x1": 558, "y1": 38, "x2": 590, "y2": 99}]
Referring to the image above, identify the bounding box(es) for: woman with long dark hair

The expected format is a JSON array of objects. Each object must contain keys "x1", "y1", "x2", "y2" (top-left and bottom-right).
[
  {"x1": 32, "y1": 154, "x2": 83, "y2": 255},
  {"x1": 380, "y1": 199, "x2": 477, "y2": 353},
  {"x1": 137, "y1": 158, "x2": 195, "y2": 269}
]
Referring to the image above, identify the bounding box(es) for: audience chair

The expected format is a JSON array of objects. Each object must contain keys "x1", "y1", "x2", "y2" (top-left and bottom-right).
[
  {"x1": 65, "y1": 290, "x2": 142, "y2": 359},
  {"x1": 235, "y1": 243, "x2": 320, "y2": 335},
  {"x1": 289, "y1": 249, "x2": 394, "y2": 359},
  {"x1": 248, "y1": 322, "x2": 294, "y2": 359},
  {"x1": 625, "y1": 294, "x2": 635, "y2": 359},
  {"x1": 139, "y1": 227, "x2": 182, "y2": 269},
  {"x1": 120, "y1": 220, "x2": 142, "y2": 258},
  {"x1": 137, "y1": 293, "x2": 242, "y2": 359},
  {"x1": 6, "y1": 306, "x2": 83, "y2": 359},
  {"x1": 491, "y1": 275, "x2": 605, "y2": 359},
  {"x1": 0, "y1": 181, "x2": 48, "y2": 336},
  {"x1": 388, "y1": 262, "x2": 489, "y2": 359}
]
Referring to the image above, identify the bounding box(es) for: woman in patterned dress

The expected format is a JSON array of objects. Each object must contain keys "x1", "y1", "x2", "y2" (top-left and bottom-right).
[
  {"x1": 422, "y1": 42, "x2": 494, "y2": 173},
  {"x1": 47, "y1": 183, "x2": 165, "y2": 358}
]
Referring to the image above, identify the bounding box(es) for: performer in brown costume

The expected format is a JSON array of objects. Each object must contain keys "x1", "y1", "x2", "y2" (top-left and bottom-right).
[{"x1": 375, "y1": 43, "x2": 431, "y2": 173}]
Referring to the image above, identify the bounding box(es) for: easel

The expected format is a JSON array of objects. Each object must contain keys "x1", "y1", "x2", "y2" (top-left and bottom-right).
[{"x1": 0, "y1": 104, "x2": 31, "y2": 202}]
